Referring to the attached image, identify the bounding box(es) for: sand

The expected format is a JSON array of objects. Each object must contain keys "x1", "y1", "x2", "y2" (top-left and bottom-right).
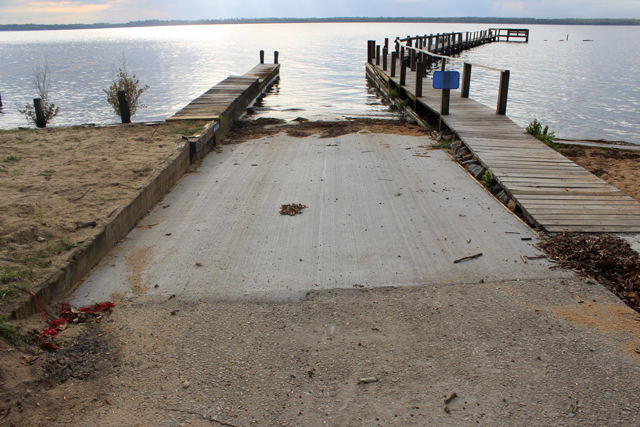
[{"x1": 0, "y1": 121, "x2": 208, "y2": 314}]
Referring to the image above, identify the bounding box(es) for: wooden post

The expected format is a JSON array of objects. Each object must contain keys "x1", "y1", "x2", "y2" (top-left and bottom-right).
[
  {"x1": 434, "y1": 34, "x2": 439, "y2": 54},
  {"x1": 384, "y1": 38, "x2": 389, "y2": 49},
  {"x1": 260, "y1": 50, "x2": 265, "y2": 64},
  {"x1": 400, "y1": 46, "x2": 405, "y2": 63},
  {"x1": 390, "y1": 51, "x2": 397, "y2": 77},
  {"x1": 274, "y1": 51, "x2": 279, "y2": 64},
  {"x1": 33, "y1": 98, "x2": 46, "y2": 128},
  {"x1": 382, "y1": 47, "x2": 388, "y2": 71},
  {"x1": 376, "y1": 45, "x2": 380, "y2": 66},
  {"x1": 407, "y1": 37, "x2": 412, "y2": 47},
  {"x1": 461, "y1": 62, "x2": 472, "y2": 98},
  {"x1": 400, "y1": 57, "x2": 407, "y2": 86},
  {"x1": 0, "y1": 93, "x2": 3, "y2": 107},
  {"x1": 427, "y1": 37, "x2": 433, "y2": 66},
  {"x1": 497, "y1": 70, "x2": 510, "y2": 115},
  {"x1": 367, "y1": 40, "x2": 375, "y2": 64},
  {"x1": 117, "y1": 90, "x2": 131, "y2": 124},
  {"x1": 415, "y1": 61, "x2": 424, "y2": 98},
  {"x1": 410, "y1": 48, "x2": 416, "y2": 71}
]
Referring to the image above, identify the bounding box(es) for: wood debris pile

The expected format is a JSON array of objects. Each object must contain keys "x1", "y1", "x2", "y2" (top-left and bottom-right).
[
  {"x1": 537, "y1": 233, "x2": 640, "y2": 312},
  {"x1": 279, "y1": 204, "x2": 307, "y2": 216}
]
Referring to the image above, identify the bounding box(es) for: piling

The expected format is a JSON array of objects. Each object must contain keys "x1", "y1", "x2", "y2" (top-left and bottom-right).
[
  {"x1": 117, "y1": 91, "x2": 131, "y2": 124},
  {"x1": 33, "y1": 98, "x2": 46, "y2": 128}
]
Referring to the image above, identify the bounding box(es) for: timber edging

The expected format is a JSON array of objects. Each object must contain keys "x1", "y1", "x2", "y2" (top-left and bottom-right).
[{"x1": 11, "y1": 63, "x2": 280, "y2": 320}]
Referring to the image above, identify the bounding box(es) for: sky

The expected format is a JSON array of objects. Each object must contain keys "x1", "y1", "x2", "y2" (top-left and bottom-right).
[{"x1": 1, "y1": 0, "x2": 639, "y2": 25}]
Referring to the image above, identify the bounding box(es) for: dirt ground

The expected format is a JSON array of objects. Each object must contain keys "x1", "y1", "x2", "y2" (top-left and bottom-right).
[
  {"x1": 3, "y1": 278, "x2": 640, "y2": 426},
  {"x1": 0, "y1": 121, "x2": 208, "y2": 314},
  {"x1": 559, "y1": 144, "x2": 640, "y2": 202}
]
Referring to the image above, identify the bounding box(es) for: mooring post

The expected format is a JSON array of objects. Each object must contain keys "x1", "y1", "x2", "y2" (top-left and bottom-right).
[
  {"x1": 390, "y1": 51, "x2": 397, "y2": 77},
  {"x1": 461, "y1": 62, "x2": 472, "y2": 98},
  {"x1": 117, "y1": 91, "x2": 131, "y2": 124},
  {"x1": 33, "y1": 98, "x2": 46, "y2": 128},
  {"x1": 376, "y1": 45, "x2": 381, "y2": 66},
  {"x1": 274, "y1": 51, "x2": 279, "y2": 64},
  {"x1": 415, "y1": 61, "x2": 424, "y2": 98},
  {"x1": 497, "y1": 70, "x2": 510, "y2": 115},
  {"x1": 384, "y1": 38, "x2": 389, "y2": 49},
  {"x1": 260, "y1": 50, "x2": 265, "y2": 64},
  {"x1": 367, "y1": 40, "x2": 375, "y2": 63},
  {"x1": 400, "y1": 57, "x2": 407, "y2": 86},
  {"x1": 382, "y1": 47, "x2": 388, "y2": 71}
]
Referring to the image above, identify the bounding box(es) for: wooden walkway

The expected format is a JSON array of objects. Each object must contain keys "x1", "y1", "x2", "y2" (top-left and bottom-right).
[
  {"x1": 368, "y1": 60, "x2": 640, "y2": 233},
  {"x1": 167, "y1": 64, "x2": 279, "y2": 121}
]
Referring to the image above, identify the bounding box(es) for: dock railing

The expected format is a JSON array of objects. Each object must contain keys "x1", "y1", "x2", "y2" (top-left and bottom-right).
[{"x1": 367, "y1": 29, "x2": 528, "y2": 116}]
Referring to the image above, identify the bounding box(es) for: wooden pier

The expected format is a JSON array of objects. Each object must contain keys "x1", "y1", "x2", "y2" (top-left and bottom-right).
[{"x1": 366, "y1": 35, "x2": 640, "y2": 233}]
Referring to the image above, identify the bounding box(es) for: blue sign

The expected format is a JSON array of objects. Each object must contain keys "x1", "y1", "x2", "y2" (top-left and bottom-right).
[{"x1": 433, "y1": 71, "x2": 460, "y2": 90}]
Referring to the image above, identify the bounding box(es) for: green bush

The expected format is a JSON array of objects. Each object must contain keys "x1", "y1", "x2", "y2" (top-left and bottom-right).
[
  {"x1": 526, "y1": 119, "x2": 557, "y2": 149},
  {"x1": 18, "y1": 58, "x2": 59, "y2": 126},
  {"x1": 104, "y1": 52, "x2": 149, "y2": 118},
  {"x1": 482, "y1": 169, "x2": 495, "y2": 188}
]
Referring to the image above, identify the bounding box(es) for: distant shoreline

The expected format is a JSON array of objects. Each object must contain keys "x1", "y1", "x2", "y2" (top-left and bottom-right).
[{"x1": 1, "y1": 17, "x2": 639, "y2": 32}]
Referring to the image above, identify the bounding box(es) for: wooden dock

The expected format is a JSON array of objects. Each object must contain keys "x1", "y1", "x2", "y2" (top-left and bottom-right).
[
  {"x1": 366, "y1": 53, "x2": 640, "y2": 233},
  {"x1": 167, "y1": 63, "x2": 279, "y2": 122}
]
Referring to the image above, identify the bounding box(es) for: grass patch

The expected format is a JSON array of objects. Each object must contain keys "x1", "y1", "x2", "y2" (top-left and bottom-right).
[
  {"x1": 40, "y1": 169, "x2": 55, "y2": 179},
  {"x1": 397, "y1": 99, "x2": 409, "y2": 110},
  {"x1": 1, "y1": 267, "x2": 23, "y2": 283},
  {"x1": 169, "y1": 120, "x2": 207, "y2": 136},
  {"x1": 526, "y1": 119, "x2": 558, "y2": 150},
  {"x1": 3, "y1": 155, "x2": 20, "y2": 163},
  {"x1": 388, "y1": 88, "x2": 399, "y2": 99},
  {"x1": 47, "y1": 238, "x2": 76, "y2": 255},
  {"x1": 0, "y1": 315, "x2": 20, "y2": 345}
]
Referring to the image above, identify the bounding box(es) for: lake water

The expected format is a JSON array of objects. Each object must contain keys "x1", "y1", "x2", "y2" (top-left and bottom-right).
[{"x1": 1, "y1": 23, "x2": 639, "y2": 144}]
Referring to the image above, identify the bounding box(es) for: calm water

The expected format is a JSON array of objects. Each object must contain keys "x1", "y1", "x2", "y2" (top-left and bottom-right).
[{"x1": 0, "y1": 23, "x2": 639, "y2": 143}]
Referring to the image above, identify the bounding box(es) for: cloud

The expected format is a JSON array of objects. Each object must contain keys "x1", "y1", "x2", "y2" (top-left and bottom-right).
[{"x1": 492, "y1": 1, "x2": 526, "y2": 12}]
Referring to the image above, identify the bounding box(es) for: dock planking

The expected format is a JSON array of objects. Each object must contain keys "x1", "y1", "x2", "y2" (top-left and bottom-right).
[
  {"x1": 167, "y1": 63, "x2": 279, "y2": 121},
  {"x1": 368, "y1": 58, "x2": 640, "y2": 233}
]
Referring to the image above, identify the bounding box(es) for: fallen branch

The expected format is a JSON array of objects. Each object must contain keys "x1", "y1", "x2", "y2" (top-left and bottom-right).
[
  {"x1": 70, "y1": 189, "x2": 91, "y2": 202},
  {"x1": 444, "y1": 392, "x2": 457, "y2": 404},
  {"x1": 453, "y1": 253, "x2": 482, "y2": 264}
]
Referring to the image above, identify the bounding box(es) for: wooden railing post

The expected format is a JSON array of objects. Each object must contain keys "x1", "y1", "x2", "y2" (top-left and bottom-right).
[
  {"x1": 384, "y1": 38, "x2": 389, "y2": 49},
  {"x1": 117, "y1": 91, "x2": 131, "y2": 124},
  {"x1": 274, "y1": 51, "x2": 279, "y2": 64},
  {"x1": 400, "y1": 57, "x2": 407, "y2": 86},
  {"x1": 410, "y1": 48, "x2": 416, "y2": 71},
  {"x1": 497, "y1": 70, "x2": 510, "y2": 115},
  {"x1": 390, "y1": 51, "x2": 397, "y2": 77},
  {"x1": 376, "y1": 45, "x2": 380, "y2": 66},
  {"x1": 461, "y1": 62, "x2": 472, "y2": 98},
  {"x1": 33, "y1": 98, "x2": 46, "y2": 128},
  {"x1": 367, "y1": 40, "x2": 375, "y2": 64},
  {"x1": 382, "y1": 47, "x2": 388, "y2": 71},
  {"x1": 415, "y1": 61, "x2": 424, "y2": 98},
  {"x1": 260, "y1": 50, "x2": 264, "y2": 64}
]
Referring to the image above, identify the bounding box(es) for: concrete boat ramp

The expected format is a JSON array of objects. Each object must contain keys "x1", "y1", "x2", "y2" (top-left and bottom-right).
[
  {"x1": 71, "y1": 131, "x2": 564, "y2": 306},
  {"x1": 70, "y1": 129, "x2": 640, "y2": 427}
]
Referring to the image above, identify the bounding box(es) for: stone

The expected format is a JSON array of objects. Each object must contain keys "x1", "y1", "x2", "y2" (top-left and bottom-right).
[
  {"x1": 468, "y1": 164, "x2": 486, "y2": 180},
  {"x1": 492, "y1": 184, "x2": 503, "y2": 194},
  {"x1": 462, "y1": 159, "x2": 479, "y2": 167},
  {"x1": 507, "y1": 199, "x2": 518, "y2": 212},
  {"x1": 450, "y1": 141, "x2": 461, "y2": 152},
  {"x1": 497, "y1": 190, "x2": 509, "y2": 204},
  {"x1": 455, "y1": 146, "x2": 470, "y2": 157}
]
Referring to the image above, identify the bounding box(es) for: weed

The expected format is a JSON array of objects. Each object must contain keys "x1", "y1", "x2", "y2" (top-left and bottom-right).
[
  {"x1": 9, "y1": 169, "x2": 21, "y2": 176},
  {"x1": 397, "y1": 99, "x2": 409, "y2": 110},
  {"x1": 0, "y1": 315, "x2": 20, "y2": 345},
  {"x1": 3, "y1": 155, "x2": 20, "y2": 162},
  {"x1": 435, "y1": 139, "x2": 453, "y2": 149},
  {"x1": 104, "y1": 51, "x2": 150, "y2": 118},
  {"x1": 14, "y1": 139, "x2": 34, "y2": 144},
  {"x1": 1, "y1": 267, "x2": 23, "y2": 283},
  {"x1": 388, "y1": 88, "x2": 399, "y2": 99},
  {"x1": 40, "y1": 169, "x2": 55, "y2": 179},
  {"x1": 18, "y1": 57, "x2": 60, "y2": 126},
  {"x1": 47, "y1": 238, "x2": 76, "y2": 255},
  {"x1": 483, "y1": 169, "x2": 495, "y2": 188},
  {"x1": 1, "y1": 283, "x2": 26, "y2": 300},
  {"x1": 0, "y1": 129, "x2": 23, "y2": 135},
  {"x1": 526, "y1": 119, "x2": 558, "y2": 150}
]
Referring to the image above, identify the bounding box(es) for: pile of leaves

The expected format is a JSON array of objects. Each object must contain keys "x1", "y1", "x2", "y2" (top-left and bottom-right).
[
  {"x1": 280, "y1": 204, "x2": 307, "y2": 216},
  {"x1": 537, "y1": 233, "x2": 640, "y2": 312}
]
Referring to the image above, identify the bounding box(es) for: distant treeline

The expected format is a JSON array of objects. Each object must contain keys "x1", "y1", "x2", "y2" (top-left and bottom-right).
[{"x1": 2, "y1": 17, "x2": 639, "y2": 31}]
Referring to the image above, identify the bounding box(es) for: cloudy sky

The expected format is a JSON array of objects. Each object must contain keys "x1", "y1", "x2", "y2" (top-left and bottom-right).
[{"x1": 1, "y1": 0, "x2": 638, "y2": 25}]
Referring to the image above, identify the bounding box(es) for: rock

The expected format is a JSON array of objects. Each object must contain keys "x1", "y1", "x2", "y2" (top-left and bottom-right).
[
  {"x1": 450, "y1": 141, "x2": 461, "y2": 152},
  {"x1": 455, "y1": 146, "x2": 469, "y2": 157},
  {"x1": 492, "y1": 184, "x2": 503, "y2": 194},
  {"x1": 468, "y1": 164, "x2": 486, "y2": 180},
  {"x1": 497, "y1": 190, "x2": 509, "y2": 204},
  {"x1": 507, "y1": 199, "x2": 518, "y2": 212},
  {"x1": 462, "y1": 159, "x2": 478, "y2": 167}
]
